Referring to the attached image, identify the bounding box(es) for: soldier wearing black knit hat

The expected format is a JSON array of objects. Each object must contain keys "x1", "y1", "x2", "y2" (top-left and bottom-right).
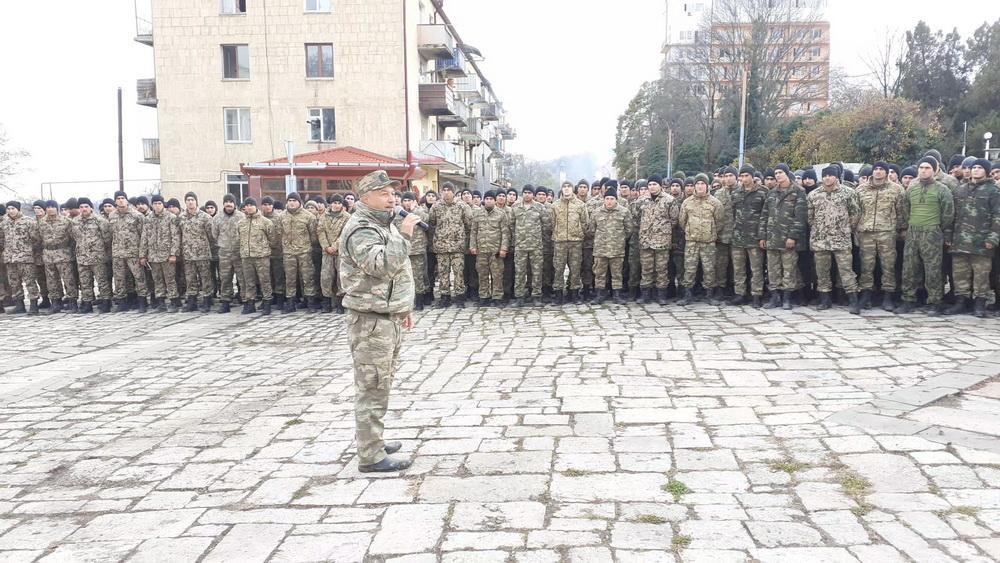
[{"x1": 856, "y1": 159, "x2": 906, "y2": 311}]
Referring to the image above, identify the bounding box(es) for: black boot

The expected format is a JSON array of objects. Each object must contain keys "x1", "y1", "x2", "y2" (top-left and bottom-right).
[
  {"x1": 415, "y1": 294, "x2": 424, "y2": 311},
  {"x1": 215, "y1": 300, "x2": 228, "y2": 314},
  {"x1": 183, "y1": 296, "x2": 197, "y2": 312},
  {"x1": 282, "y1": 297, "x2": 295, "y2": 314},
  {"x1": 273, "y1": 294, "x2": 285, "y2": 309},
  {"x1": 98, "y1": 299, "x2": 112, "y2": 313},
  {"x1": 848, "y1": 292, "x2": 861, "y2": 315},
  {"x1": 136, "y1": 296, "x2": 146, "y2": 313},
  {"x1": 39, "y1": 297, "x2": 51, "y2": 309},
  {"x1": 592, "y1": 289, "x2": 604, "y2": 305},
  {"x1": 151, "y1": 297, "x2": 165, "y2": 313},
  {"x1": 261, "y1": 299, "x2": 272, "y2": 315},
  {"x1": 881, "y1": 293, "x2": 896, "y2": 312},
  {"x1": 973, "y1": 297, "x2": 988, "y2": 318},
  {"x1": 78, "y1": 301, "x2": 93, "y2": 314},
  {"x1": 752, "y1": 295, "x2": 762, "y2": 308},
  {"x1": 895, "y1": 301, "x2": 915, "y2": 314},
  {"x1": 13, "y1": 299, "x2": 26, "y2": 314},
  {"x1": 49, "y1": 298, "x2": 63, "y2": 314},
  {"x1": 321, "y1": 298, "x2": 332, "y2": 313},
  {"x1": 639, "y1": 288, "x2": 652, "y2": 304},
  {"x1": 570, "y1": 289, "x2": 581, "y2": 304},
  {"x1": 166, "y1": 298, "x2": 178, "y2": 313},
  {"x1": 241, "y1": 301, "x2": 255, "y2": 314},
  {"x1": 112, "y1": 299, "x2": 127, "y2": 313},
  {"x1": 27, "y1": 299, "x2": 39, "y2": 315},
  {"x1": 945, "y1": 298, "x2": 968, "y2": 316},
  {"x1": 782, "y1": 290, "x2": 793, "y2": 310},
  {"x1": 552, "y1": 291, "x2": 563, "y2": 306},
  {"x1": 708, "y1": 288, "x2": 723, "y2": 306},
  {"x1": 437, "y1": 295, "x2": 451, "y2": 308},
  {"x1": 513, "y1": 297, "x2": 525, "y2": 307},
  {"x1": 613, "y1": 289, "x2": 626, "y2": 304},
  {"x1": 63, "y1": 298, "x2": 77, "y2": 314},
  {"x1": 308, "y1": 296, "x2": 320, "y2": 314},
  {"x1": 859, "y1": 290, "x2": 872, "y2": 310},
  {"x1": 763, "y1": 292, "x2": 781, "y2": 309},
  {"x1": 817, "y1": 292, "x2": 832, "y2": 310},
  {"x1": 454, "y1": 296, "x2": 465, "y2": 309},
  {"x1": 197, "y1": 297, "x2": 210, "y2": 313},
  {"x1": 656, "y1": 288, "x2": 669, "y2": 306},
  {"x1": 334, "y1": 297, "x2": 345, "y2": 314},
  {"x1": 730, "y1": 294, "x2": 748, "y2": 306},
  {"x1": 677, "y1": 288, "x2": 693, "y2": 306}
]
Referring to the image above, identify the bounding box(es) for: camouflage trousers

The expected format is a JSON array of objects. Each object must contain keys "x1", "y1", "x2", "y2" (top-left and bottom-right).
[
  {"x1": 0, "y1": 262, "x2": 7, "y2": 300},
  {"x1": 112, "y1": 257, "x2": 148, "y2": 299},
  {"x1": 514, "y1": 249, "x2": 543, "y2": 298},
  {"x1": 78, "y1": 263, "x2": 111, "y2": 302},
  {"x1": 766, "y1": 249, "x2": 801, "y2": 291},
  {"x1": 731, "y1": 246, "x2": 765, "y2": 296},
  {"x1": 35, "y1": 264, "x2": 48, "y2": 297},
  {"x1": 625, "y1": 235, "x2": 641, "y2": 289},
  {"x1": 594, "y1": 255, "x2": 625, "y2": 290},
  {"x1": 149, "y1": 261, "x2": 179, "y2": 300},
  {"x1": 242, "y1": 257, "x2": 273, "y2": 302},
  {"x1": 951, "y1": 253, "x2": 994, "y2": 302},
  {"x1": 715, "y1": 242, "x2": 731, "y2": 290},
  {"x1": 6, "y1": 262, "x2": 39, "y2": 301},
  {"x1": 184, "y1": 259, "x2": 215, "y2": 299},
  {"x1": 43, "y1": 261, "x2": 78, "y2": 300},
  {"x1": 435, "y1": 252, "x2": 465, "y2": 297},
  {"x1": 581, "y1": 244, "x2": 595, "y2": 288},
  {"x1": 270, "y1": 255, "x2": 286, "y2": 295},
  {"x1": 815, "y1": 249, "x2": 858, "y2": 293},
  {"x1": 858, "y1": 231, "x2": 897, "y2": 291},
  {"x1": 553, "y1": 241, "x2": 583, "y2": 291},
  {"x1": 901, "y1": 226, "x2": 943, "y2": 304},
  {"x1": 683, "y1": 241, "x2": 717, "y2": 288},
  {"x1": 409, "y1": 253, "x2": 427, "y2": 295},
  {"x1": 347, "y1": 309, "x2": 403, "y2": 466},
  {"x1": 320, "y1": 253, "x2": 341, "y2": 298},
  {"x1": 284, "y1": 252, "x2": 316, "y2": 298},
  {"x1": 218, "y1": 254, "x2": 245, "y2": 302},
  {"x1": 639, "y1": 248, "x2": 670, "y2": 289},
  {"x1": 476, "y1": 253, "x2": 505, "y2": 301}
]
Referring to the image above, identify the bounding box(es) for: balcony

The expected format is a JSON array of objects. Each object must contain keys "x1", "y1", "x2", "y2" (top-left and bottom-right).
[
  {"x1": 479, "y1": 103, "x2": 500, "y2": 122},
  {"x1": 435, "y1": 49, "x2": 467, "y2": 78},
  {"x1": 135, "y1": 15, "x2": 153, "y2": 45},
  {"x1": 458, "y1": 122, "x2": 486, "y2": 145},
  {"x1": 453, "y1": 75, "x2": 484, "y2": 102},
  {"x1": 419, "y1": 83, "x2": 460, "y2": 117},
  {"x1": 417, "y1": 24, "x2": 455, "y2": 59},
  {"x1": 499, "y1": 123, "x2": 516, "y2": 140},
  {"x1": 420, "y1": 139, "x2": 462, "y2": 169},
  {"x1": 136, "y1": 79, "x2": 157, "y2": 107},
  {"x1": 438, "y1": 96, "x2": 469, "y2": 128},
  {"x1": 142, "y1": 138, "x2": 160, "y2": 164}
]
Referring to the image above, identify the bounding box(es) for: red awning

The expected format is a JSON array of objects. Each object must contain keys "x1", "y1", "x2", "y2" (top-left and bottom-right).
[{"x1": 240, "y1": 146, "x2": 426, "y2": 180}]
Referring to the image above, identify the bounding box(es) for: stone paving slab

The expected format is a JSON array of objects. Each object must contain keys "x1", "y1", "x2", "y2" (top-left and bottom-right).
[{"x1": 1, "y1": 303, "x2": 999, "y2": 562}]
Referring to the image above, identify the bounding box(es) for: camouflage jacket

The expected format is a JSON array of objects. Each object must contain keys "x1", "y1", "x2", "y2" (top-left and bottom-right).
[
  {"x1": 936, "y1": 169, "x2": 958, "y2": 192},
  {"x1": 583, "y1": 197, "x2": 601, "y2": 248},
  {"x1": 541, "y1": 203, "x2": 555, "y2": 253},
  {"x1": 949, "y1": 178, "x2": 1000, "y2": 257},
  {"x1": 139, "y1": 210, "x2": 180, "y2": 263},
  {"x1": 212, "y1": 210, "x2": 244, "y2": 258},
  {"x1": 1, "y1": 213, "x2": 39, "y2": 264},
  {"x1": 108, "y1": 208, "x2": 146, "y2": 258},
  {"x1": 589, "y1": 204, "x2": 631, "y2": 258},
  {"x1": 277, "y1": 208, "x2": 318, "y2": 256},
  {"x1": 679, "y1": 194, "x2": 724, "y2": 243},
  {"x1": 807, "y1": 185, "x2": 860, "y2": 251},
  {"x1": 238, "y1": 212, "x2": 275, "y2": 259},
  {"x1": 636, "y1": 193, "x2": 677, "y2": 250},
  {"x1": 510, "y1": 201, "x2": 551, "y2": 251},
  {"x1": 71, "y1": 214, "x2": 111, "y2": 266},
  {"x1": 262, "y1": 210, "x2": 283, "y2": 256},
  {"x1": 428, "y1": 199, "x2": 473, "y2": 253},
  {"x1": 551, "y1": 197, "x2": 589, "y2": 243},
  {"x1": 760, "y1": 185, "x2": 808, "y2": 251},
  {"x1": 392, "y1": 207, "x2": 429, "y2": 256},
  {"x1": 670, "y1": 196, "x2": 686, "y2": 253},
  {"x1": 179, "y1": 209, "x2": 215, "y2": 261},
  {"x1": 38, "y1": 215, "x2": 74, "y2": 264},
  {"x1": 730, "y1": 185, "x2": 768, "y2": 248},
  {"x1": 711, "y1": 185, "x2": 736, "y2": 244},
  {"x1": 318, "y1": 210, "x2": 350, "y2": 252},
  {"x1": 856, "y1": 179, "x2": 905, "y2": 233},
  {"x1": 339, "y1": 202, "x2": 414, "y2": 315},
  {"x1": 470, "y1": 207, "x2": 510, "y2": 255}
]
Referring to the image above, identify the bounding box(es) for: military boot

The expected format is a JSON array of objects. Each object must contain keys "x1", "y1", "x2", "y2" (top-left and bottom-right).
[
  {"x1": 730, "y1": 294, "x2": 748, "y2": 306},
  {"x1": 137, "y1": 297, "x2": 148, "y2": 313},
  {"x1": 112, "y1": 300, "x2": 127, "y2": 313},
  {"x1": 78, "y1": 301, "x2": 93, "y2": 314},
  {"x1": 13, "y1": 300, "x2": 28, "y2": 314},
  {"x1": 848, "y1": 292, "x2": 861, "y2": 315},
  {"x1": 816, "y1": 292, "x2": 832, "y2": 310},
  {"x1": 334, "y1": 297, "x2": 345, "y2": 314},
  {"x1": 782, "y1": 290, "x2": 794, "y2": 310},
  {"x1": 677, "y1": 288, "x2": 693, "y2": 306},
  {"x1": 98, "y1": 299, "x2": 112, "y2": 313},
  {"x1": 63, "y1": 299, "x2": 77, "y2": 314},
  {"x1": 709, "y1": 288, "x2": 724, "y2": 306},
  {"x1": 859, "y1": 290, "x2": 872, "y2": 310},
  {"x1": 196, "y1": 297, "x2": 209, "y2": 313},
  {"x1": 551, "y1": 291, "x2": 563, "y2": 306},
  {"x1": 945, "y1": 298, "x2": 968, "y2": 316},
  {"x1": 166, "y1": 298, "x2": 178, "y2": 313},
  {"x1": 654, "y1": 288, "x2": 667, "y2": 305},
  {"x1": 973, "y1": 297, "x2": 988, "y2": 318},
  {"x1": 570, "y1": 289, "x2": 581, "y2": 304},
  {"x1": 437, "y1": 295, "x2": 451, "y2": 308},
  {"x1": 273, "y1": 294, "x2": 285, "y2": 309},
  {"x1": 241, "y1": 301, "x2": 256, "y2": 315},
  {"x1": 454, "y1": 296, "x2": 465, "y2": 309},
  {"x1": 881, "y1": 293, "x2": 896, "y2": 312},
  {"x1": 414, "y1": 294, "x2": 424, "y2": 311},
  {"x1": 183, "y1": 296, "x2": 197, "y2": 312},
  {"x1": 613, "y1": 289, "x2": 627, "y2": 304},
  {"x1": 512, "y1": 297, "x2": 525, "y2": 308},
  {"x1": 895, "y1": 301, "x2": 915, "y2": 314},
  {"x1": 321, "y1": 298, "x2": 332, "y2": 313},
  {"x1": 151, "y1": 297, "x2": 165, "y2": 313},
  {"x1": 306, "y1": 297, "x2": 319, "y2": 313},
  {"x1": 763, "y1": 292, "x2": 781, "y2": 309},
  {"x1": 639, "y1": 288, "x2": 652, "y2": 304},
  {"x1": 261, "y1": 299, "x2": 272, "y2": 315},
  {"x1": 27, "y1": 299, "x2": 39, "y2": 315},
  {"x1": 39, "y1": 297, "x2": 51, "y2": 309},
  {"x1": 591, "y1": 289, "x2": 605, "y2": 305},
  {"x1": 49, "y1": 298, "x2": 63, "y2": 314},
  {"x1": 752, "y1": 295, "x2": 762, "y2": 308}
]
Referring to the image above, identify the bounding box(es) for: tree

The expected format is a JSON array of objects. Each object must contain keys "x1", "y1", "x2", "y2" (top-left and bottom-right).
[
  {"x1": 614, "y1": 82, "x2": 659, "y2": 178},
  {"x1": 0, "y1": 125, "x2": 29, "y2": 196},
  {"x1": 897, "y1": 21, "x2": 969, "y2": 126},
  {"x1": 861, "y1": 29, "x2": 906, "y2": 99},
  {"x1": 507, "y1": 154, "x2": 556, "y2": 189}
]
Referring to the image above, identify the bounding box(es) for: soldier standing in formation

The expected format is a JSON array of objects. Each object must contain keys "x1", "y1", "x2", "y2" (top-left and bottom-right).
[
  {"x1": 678, "y1": 174, "x2": 724, "y2": 306},
  {"x1": 808, "y1": 167, "x2": 862, "y2": 314},
  {"x1": 277, "y1": 192, "x2": 319, "y2": 313},
  {"x1": 140, "y1": 194, "x2": 181, "y2": 313},
  {"x1": 511, "y1": 186, "x2": 549, "y2": 306},
  {"x1": 551, "y1": 181, "x2": 589, "y2": 303},
  {"x1": 318, "y1": 195, "x2": 350, "y2": 314},
  {"x1": 589, "y1": 182, "x2": 631, "y2": 304},
  {"x1": 213, "y1": 193, "x2": 244, "y2": 313},
  {"x1": 469, "y1": 191, "x2": 510, "y2": 306},
  {"x1": 393, "y1": 192, "x2": 430, "y2": 310},
  {"x1": 429, "y1": 183, "x2": 472, "y2": 308},
  {"x1": 238, "y1": 197, "x2": 276, "y2": 315}
]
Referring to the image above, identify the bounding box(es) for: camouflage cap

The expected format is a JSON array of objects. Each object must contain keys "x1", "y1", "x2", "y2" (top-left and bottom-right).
[{"x1": 356, "y1": 170, "x2": 401, "y2": 197}]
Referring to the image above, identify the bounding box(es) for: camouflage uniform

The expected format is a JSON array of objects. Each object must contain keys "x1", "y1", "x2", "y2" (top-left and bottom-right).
[
  {"x1": 71, "y1": 214, "x2": 112, "y2": 302},
  {"x1": 807, "y1": 185, "x2": 860, "y2": 293},
  {"x1": 500, "y1": 203, "x2": 516, "y2": 298},
  {"x1": 470, "y1": 206, "x2": 510, "y2": 302},
  {"x1": 179, "y1": 209, "x2": 216, "y2": 299},
  {"x1": 856, "y1": 179, "x2": 906, "y2": 292},
  {"x1": 581, "y1": 196, "x2": 600, "y2": 292},
  {"x1": 761, "y1": 185, "x2": 808, "y2": 291},
  {"x1": 213, "y1": 209, "x2": 245, "y2": 303},
  {"x1": 140, "y1": 209, "x2": 181, "y2": 300},
  {"x1": 511, "y1": 201, "x2": 550, "y2": 298},
  {"x1": 339, "y1": 195, "x2": 414, "y2": 467},
  {"x1": 318, "y1": 209, "x2": 350, "y2": 299},
  {"x1": 2, "y1": 212, "x2": 41, "y2": 302},
  {"x1": 730, "y1": 185, "x2": 768, "y2": 297},
  {"x1": 669, "y1": 196, "x2": 686, "y2": 290},
  {"x1": 589, "y1": 203, "x2": 631, "y2": 290},
  {"x1": 679, "y1": 193, "x2": 724, "y2": 288},
  {"x1": 277, "y1": 207, "x2": 319, "y2": 298},
  {"x1": 712, "y1": 184, "x2": 735, "y2": 291},
  {"x1": 38, "y1": 215, "x2": 78, "y2": 302},
  {"x1": 624, "y1": 198, "x2": 642, "y2": 293},
  {"x1": 541, "y1": 201, "x2": 555, "y2": 291},
  {"x1": 108, "y1": 208, "x2": 149, "y2": 300},
  {"x1": 551, "y1": 196, "x2": 589, "y2": 292},
  {"x1": 902, "y1": 178, "x2": 955, "y2": 305},
  {"x1": 428, "y1": 199, "x2": 473, "y2": 298},
  {"x1": 636, "y1": 193, "x2": 677, "y2": 289},
  {"x1": 263, "y1": 209, "x2": 285, "y2": 297},
  {"x1": 238, "y1": 211, "x2": 276, "y2": 302},
  {"x1": 392, "y1": 206, "x2": 430, "y2": 294},
  {"x1": 949, "y1": 177, "x2": 1000, "y2": 302}
]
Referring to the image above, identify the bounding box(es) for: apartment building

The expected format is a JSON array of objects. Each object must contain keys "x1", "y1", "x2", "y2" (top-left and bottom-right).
[{"x1": 134, "y1": 0, "x2": 515, "y2": 202}]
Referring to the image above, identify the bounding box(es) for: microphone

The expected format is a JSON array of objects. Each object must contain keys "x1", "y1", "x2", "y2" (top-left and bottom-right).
[{"x1": 395, "y1": 207, "x2": 429, "y2": 231}]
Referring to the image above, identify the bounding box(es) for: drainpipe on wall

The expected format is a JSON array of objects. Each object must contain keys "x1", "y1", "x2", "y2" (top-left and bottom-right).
[{"x1": 402, "y1": 0, "x2": 416, "y2": 186}]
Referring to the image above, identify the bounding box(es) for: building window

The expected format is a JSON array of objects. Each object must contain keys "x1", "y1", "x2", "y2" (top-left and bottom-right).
[
  {"x1": 308, "y1": 108, "x2": 336, "y2": 142},
  {"x1": 813, "y1": 28, "x2": 823, "y2": 39},
  {"x1": 811, "y1": 47, "x2": 822, "y2": 58},
  {"x1": 226, "y1": 174, "x2": 249, "y2": 201},
  {"x1": 222, "y1": 44, "x2": 250, "y2": 79},
  {"x1": 224, "y1": 108, "x2": 252, "y2": 143},
  {"x1": 305, "y1": 0, "x2": 331, "y2": 12},
  {"x1": 220, "y1": 0, "x2": 246, "y2": 14},
  {"x1": 305, "y1": 44, "x2": 334, "y2": 78}
]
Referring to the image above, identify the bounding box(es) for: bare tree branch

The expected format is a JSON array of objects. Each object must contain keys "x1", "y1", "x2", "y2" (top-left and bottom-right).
[
  {"x1": 860, "y1": 28, "x2": 906, "y2": 98},
  {"x1": 0, "y1": 125, "x2": 30, "y2": 194}
]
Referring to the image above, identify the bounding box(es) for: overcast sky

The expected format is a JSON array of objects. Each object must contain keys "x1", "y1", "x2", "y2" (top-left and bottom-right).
[{"x1": 0, "y1": 0, "x2": 992, "y2": 201}]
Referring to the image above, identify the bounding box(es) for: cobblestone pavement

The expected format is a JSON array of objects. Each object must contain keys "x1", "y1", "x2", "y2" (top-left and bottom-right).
[{"x1": 1, "y1": 303, "x2": 999, "y2": 562}]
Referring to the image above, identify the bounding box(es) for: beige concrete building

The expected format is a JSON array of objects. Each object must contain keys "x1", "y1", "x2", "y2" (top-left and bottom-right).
[{"x1": 134, "y1": 0, "x2": 515, "y2": 202}]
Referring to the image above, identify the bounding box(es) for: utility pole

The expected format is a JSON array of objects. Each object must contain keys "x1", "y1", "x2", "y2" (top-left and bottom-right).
[
  {"x1": 667, "y1": 126, "x2": 674, "y2": 178},
  {"x1": 634, "y1": 154, "x2": 640, "y2": 183},
  {"x1": 962, "y1": 121, "x2": 968, "y2": 155},
  {"x1": 285, "y1": 139, "x2": 296, "y2": 196},
  {"x1": 117, "y1": 87, "x2": 125, "y2": 193},
  {"x1": 737, "y1": 67, "x2": 749, "y2": 168}
]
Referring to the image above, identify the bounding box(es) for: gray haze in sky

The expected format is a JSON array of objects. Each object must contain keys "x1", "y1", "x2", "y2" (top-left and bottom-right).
[{"x1": 0, "y1": 0, "x2": 992, "y2": 200}]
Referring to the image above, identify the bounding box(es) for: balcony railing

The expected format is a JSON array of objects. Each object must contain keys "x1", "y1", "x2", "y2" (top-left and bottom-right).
[
  {"x1": 453, "y1": 75, "x2": 484, "y2": 102},
  {"x1": 419, "y1": 83, "x2": 458, "y2": 117},
  {"x1": 420, "y1": 139, "x2": 462, "y2": 168},
  {"x1": 435, "y1": 48, "x2": 467, "y2": 78},
  {"x1": 499, "y1": 123, "x2": 516, "y2": 140},
  {"x1": 417, "y1": 24, "x2": 455, "y2": 59},
  {"x1": 135, "y1": 16, "x2": 153, "y2": 45},
  {"x1": 136, "y1": 79, "x2": 157, "y2": 107},
  {"x1": 142, "y1": 138, "x2": 160, "y2": 164},
  {"x1": 479, "y1": 103, "x2": 500, "y2": 122}
]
